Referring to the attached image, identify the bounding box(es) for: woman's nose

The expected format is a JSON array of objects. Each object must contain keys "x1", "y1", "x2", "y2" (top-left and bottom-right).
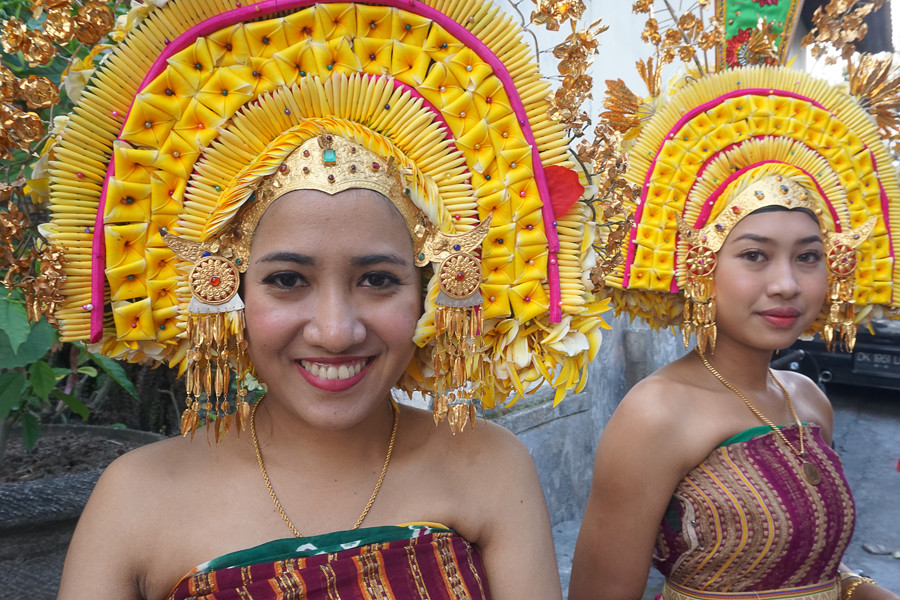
[
  {"x1": 768, "y1": 259, "x2": 802, "y2": 298},
  {"x1": 302, "y1": 290, "x2": 366, "y2": 351}
]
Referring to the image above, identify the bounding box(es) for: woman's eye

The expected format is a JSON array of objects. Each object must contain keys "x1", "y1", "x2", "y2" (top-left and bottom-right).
[
  {"x1": 741, "y1": 250, "x2": 765, "y2": 262},
  {"x1": 798, "y1": 250, "x2": 823, "y2": 264},
  {"x1": 361, "y1": 272, "x2": 400, "y2": 288},
  {"x1": 261, "y1": 272, "x2": 305, "y2": 289}
]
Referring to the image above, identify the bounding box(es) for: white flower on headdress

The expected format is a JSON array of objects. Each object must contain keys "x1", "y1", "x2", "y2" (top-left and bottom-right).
[
  {"x1": 62, "y1": 45, "x2": 110, "y2": 102},
  {"x1": 111, "y1": 0, "x2": 169, "y2": 42},
  {"x1": 50, "y1": 115, "x2": 69, "y2": 137}
]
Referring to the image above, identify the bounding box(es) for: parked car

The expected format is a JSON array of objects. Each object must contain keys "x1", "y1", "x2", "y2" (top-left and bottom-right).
[{"x1": 772, "y1": 319, "x2": 900, "y2": 391}]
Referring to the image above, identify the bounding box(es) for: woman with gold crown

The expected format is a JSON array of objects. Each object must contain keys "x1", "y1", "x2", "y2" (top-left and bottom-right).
[
  {"x1": 570, "y1": 1, "x2": 900, "y2": 599},
  {"x1": 8, "y1": 0, "x2": 614, "y2": 597}
]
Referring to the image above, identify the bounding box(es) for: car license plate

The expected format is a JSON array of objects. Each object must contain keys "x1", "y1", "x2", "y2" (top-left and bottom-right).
[{"x1": 853, "y1": 349, "x2": 900, "y2": 377}]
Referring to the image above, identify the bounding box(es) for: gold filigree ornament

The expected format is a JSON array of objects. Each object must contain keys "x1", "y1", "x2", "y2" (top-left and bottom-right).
[
  {"x1": 438, "y1": 253, "x2": 483, "y2": 300},
  {"x1": 679, "y1": 244, "x2": 718, "y2": 353},
  {"x1": 164, "y1": 232, "x2": 250, "y2": 441},
  {"x1": 824, "y1": 219, "x2": 876, "y2": 353}
]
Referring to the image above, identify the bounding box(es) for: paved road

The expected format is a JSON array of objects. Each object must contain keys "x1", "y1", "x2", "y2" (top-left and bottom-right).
[
  {"x1": 555, "y1": 382, "x2": 900, "y2": 597},
  {"x1": 831, "y1": 384, "x2": 900, "y2": 590}
]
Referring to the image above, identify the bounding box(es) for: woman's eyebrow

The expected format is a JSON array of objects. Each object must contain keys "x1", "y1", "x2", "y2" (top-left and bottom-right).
[
  {"x1": 351, "y1": 253, "x2": 410, "y2": 268},
  {"x1": 729, "y1": 233, "x2": 823, "y2": 245},
  {"x1": 256, "y1": 252, "x2": 314, "y2": 265},
  {"x1": 796, "y1": 235, "x2": 824, "y2": 245}
]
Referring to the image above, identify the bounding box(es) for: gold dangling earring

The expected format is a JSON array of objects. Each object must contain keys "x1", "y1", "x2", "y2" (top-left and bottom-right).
[
  {"x1": 681, "y1": 244, "x2": 718, "y2": 354},
  {"x1": 823, "y1": 218, "x2": 876, "y2": 353},
  {"x1": 163, "y1": 234, "x2": 252, "y2": 440},
  {"x1": 417, "y1": 215, "x2": 492, "y2": 434}
]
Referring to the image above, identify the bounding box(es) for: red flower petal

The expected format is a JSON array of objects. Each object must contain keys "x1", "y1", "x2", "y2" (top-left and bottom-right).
[{"x1": 544, "y1": 165, "x2": 584, "y2": 220}]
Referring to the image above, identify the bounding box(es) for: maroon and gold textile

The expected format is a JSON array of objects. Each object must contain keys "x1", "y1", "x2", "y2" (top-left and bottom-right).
[
  {"x1": 168, "y1": 525, "x2": 490, "y2": 600},
  {"x1": 654, "y1": 424, "x2": 855, "y2": 594}
]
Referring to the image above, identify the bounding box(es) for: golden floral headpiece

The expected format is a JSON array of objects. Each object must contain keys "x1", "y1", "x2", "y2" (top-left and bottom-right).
[
  {"x1": 27, "y1": 0, "x2": 612, "y2": 438},
  {"x1": 231, "y1": 134, "x2": 431, "y2": 269},
  {"x1": 593, "y1": 0, "x2": 900, "y2": 350}
]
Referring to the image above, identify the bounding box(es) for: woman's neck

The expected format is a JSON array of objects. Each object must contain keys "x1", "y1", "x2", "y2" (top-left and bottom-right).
[
  {"x1": 252, "y1": 396, "x2": 398, "y2": 465},
  {"x1": 697, "y1": 339, "x2": 775, "y2": 393}
]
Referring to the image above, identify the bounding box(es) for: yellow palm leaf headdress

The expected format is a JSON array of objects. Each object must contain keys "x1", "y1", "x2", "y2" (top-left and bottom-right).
[{"x1": 592, "y1": 0, "x2": 900, "y2": 353}]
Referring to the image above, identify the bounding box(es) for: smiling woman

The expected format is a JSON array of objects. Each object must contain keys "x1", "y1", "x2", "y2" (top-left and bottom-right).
[{"x1": 24, "y1": 0, "x2": 614, "y2": 597}]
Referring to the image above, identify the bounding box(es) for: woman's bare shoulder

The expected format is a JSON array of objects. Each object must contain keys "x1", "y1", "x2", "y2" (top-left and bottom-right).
[
  {"x1": 399, "y1": 403, "x2": 529, "y2": 466},
  {"x1": 773, "y1": 369, "x2": 835, "y2": 437},
  {"x1": 618, "y1": 359, "x2": 707, "y2": 421}
]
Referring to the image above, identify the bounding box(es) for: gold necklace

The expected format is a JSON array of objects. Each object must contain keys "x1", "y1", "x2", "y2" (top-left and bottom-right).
[
  {"x1": 696, "y1": 349, "x2": 821, "y2": 486},
  {"x1": 250, "y1": 397, "x2": 399, "y2": 537}
]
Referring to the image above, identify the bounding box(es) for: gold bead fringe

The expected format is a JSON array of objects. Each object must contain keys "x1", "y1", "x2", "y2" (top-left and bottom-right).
[{"x1": 181, "y1": 309, "x2": 251, "y2": 440}]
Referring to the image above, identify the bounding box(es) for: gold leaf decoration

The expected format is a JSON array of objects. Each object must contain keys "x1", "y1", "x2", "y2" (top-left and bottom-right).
[
  {"x1": 849, "y1": 53, "x2": 900, "y2": 139},
  {"x1": 601, "y1": 79, "x2": 642, "y2": 133}
]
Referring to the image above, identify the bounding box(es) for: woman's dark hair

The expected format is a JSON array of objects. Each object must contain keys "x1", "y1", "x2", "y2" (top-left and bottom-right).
[{"x1": 749, "y1": 204, "x2": 819, "y2": 225}]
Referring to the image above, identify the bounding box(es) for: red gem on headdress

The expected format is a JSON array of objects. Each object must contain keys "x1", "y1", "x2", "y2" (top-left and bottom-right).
[
  {"x1": 210, "y1": 276, "x2": 221, "y2": 286},
  {"x1": 731, "y1": 206, "x2": 741, "y2": 213},
  {"x1": 303, "y1": 150, "x2": 310, "y2": 157},
  {"x1": 279, "y1": 164, "x2": 288, "y2": 173},
  {"x1": 372, "y1": 162, "x2": 380, "y2": 170},
  {"x1": 456, "y1": 271, "x2": 466, "y2": 281},
  {"x1": 76, "y1": 172, "x2": 84, "y2": 178},
  {"x1": 327, "y1": 174, "x2": 335, "y2": 182}
]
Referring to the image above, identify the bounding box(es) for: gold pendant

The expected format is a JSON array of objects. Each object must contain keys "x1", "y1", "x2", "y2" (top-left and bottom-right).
[{"x1": 801, "y1": 462, "x2": 822, "y2": 486}]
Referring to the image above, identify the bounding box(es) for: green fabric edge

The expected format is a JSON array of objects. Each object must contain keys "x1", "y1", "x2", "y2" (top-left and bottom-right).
[
  {"x1": 204, "y1": 524, "x2": 453, "y2": 572},
  {"x1": 719, "y1": 422, "x2": 808, "y2": 448}
]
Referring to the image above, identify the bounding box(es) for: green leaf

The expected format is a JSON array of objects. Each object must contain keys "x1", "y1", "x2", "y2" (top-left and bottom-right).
[
  {"x1": 76, "y1": 366, "x2": 98, "y2": 378},
  {"x1": 20, "y1": 412, "x2": 40, "y2": 452},
  {"x1": 52, "y1": 389, "x2": 90, "y2": 420},
  {"x1": 28, "y1": 360, "x2": 57, "y2": 401},
  {"x1": 0, "y1": 371, "x2": 27, "y2": 420},
  {"x1": 0, "y1": 294, "x2": 30, "y2": 353},
  {"x1": 0, "y1": 318, "x2": 57, "y2": 369},
  {"x1": 89, "y1": 353, "x2": 138, "y2": 399}
]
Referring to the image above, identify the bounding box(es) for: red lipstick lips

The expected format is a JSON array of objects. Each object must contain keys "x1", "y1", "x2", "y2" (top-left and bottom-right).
[{"x1": 758, "y1": 307, "x2": 801, "y2": 328}]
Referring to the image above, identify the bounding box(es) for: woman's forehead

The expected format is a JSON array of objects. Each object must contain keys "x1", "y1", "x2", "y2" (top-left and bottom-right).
[
  {"x1": 725, "y1": 210, "x2": 824, "y2": 243},
  {"x1": 252, "y1": 189, "x2": 413, "y2": 251}
]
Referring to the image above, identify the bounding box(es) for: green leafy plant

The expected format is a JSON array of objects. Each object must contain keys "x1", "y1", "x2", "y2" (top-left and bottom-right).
[{"x1": 0, "y1": 289, "x2": 138, "y2": 455}]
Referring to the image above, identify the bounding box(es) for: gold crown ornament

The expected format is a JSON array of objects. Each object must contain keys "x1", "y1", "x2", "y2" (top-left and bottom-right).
[
  {"x1": 592, "y1": 0, "x2": 900, "y2": 353},
  {"x1": 24, "y1": 0, "x2": 614, "y2": 438}
]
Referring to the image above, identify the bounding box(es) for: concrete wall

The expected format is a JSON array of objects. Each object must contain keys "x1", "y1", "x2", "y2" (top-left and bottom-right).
[{"x1": 493, "y1": 314, "x2": 683, "y2": 528}]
